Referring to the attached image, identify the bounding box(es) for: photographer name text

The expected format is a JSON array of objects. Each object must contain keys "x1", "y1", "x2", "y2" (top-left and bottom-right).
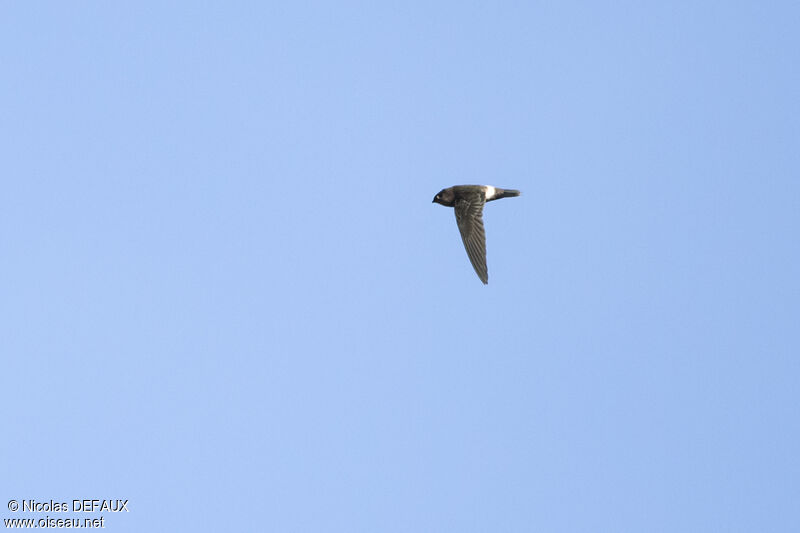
[{"x1": 12, "y1": 500, "x2": 128, "y2": 513}]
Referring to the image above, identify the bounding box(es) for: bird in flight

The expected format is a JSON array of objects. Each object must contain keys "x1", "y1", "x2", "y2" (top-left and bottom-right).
[{"x1": 433, "y1": 185, "x2": 521, "y2": 284}]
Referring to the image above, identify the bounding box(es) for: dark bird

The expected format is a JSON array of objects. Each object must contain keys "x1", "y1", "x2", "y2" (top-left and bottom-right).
[{"x1": 433, "y1": 185, "x2": 521, "y2": 284}]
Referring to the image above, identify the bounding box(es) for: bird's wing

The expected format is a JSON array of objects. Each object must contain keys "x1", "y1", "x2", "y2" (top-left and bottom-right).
[{"x1": 454, "y1": 194, "x2": 488, "y2": 284}]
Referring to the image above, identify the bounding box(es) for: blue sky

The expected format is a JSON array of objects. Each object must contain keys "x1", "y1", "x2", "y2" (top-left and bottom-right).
[{"x1": 2, "y1": 2, "x2": 798, "y2": 531}]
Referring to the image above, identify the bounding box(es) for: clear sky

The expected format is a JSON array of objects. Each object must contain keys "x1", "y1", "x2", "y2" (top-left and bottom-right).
[{"x1": 2, "y1": 2, "x2": 798, "y2": 532}]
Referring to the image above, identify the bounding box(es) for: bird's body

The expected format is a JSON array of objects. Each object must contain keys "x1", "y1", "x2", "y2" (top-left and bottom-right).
[{"x1": 432, "y1": 185, "x2": 520, "y2": 284}]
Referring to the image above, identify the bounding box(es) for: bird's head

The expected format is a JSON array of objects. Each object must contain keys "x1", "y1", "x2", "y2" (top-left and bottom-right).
[{"x1": 432, "y1": 188, "x2": 455, "y2": 206}]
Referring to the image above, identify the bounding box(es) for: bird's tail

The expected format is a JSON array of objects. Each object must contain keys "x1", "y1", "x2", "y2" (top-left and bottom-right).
[{"x1": 499, "y1": 188, "x2": 521, "y2": 198}]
